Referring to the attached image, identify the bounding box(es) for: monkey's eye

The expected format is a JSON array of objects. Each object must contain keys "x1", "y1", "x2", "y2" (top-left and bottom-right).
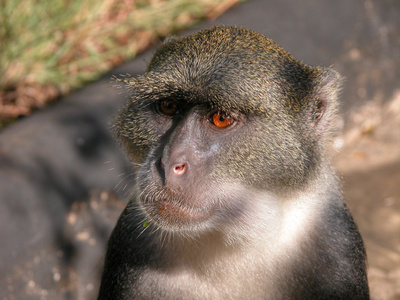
[
  {"x1": 211, "y1": 111, "x2": 234, "y2": 128},
  {"x1": 158, "y1": 99, "x2": 180, "y2": 116}
]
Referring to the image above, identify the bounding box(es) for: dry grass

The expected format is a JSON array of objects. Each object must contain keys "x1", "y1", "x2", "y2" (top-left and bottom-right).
[{"x1": 0, "y1": 0, "x2": 239, "y2": 124}]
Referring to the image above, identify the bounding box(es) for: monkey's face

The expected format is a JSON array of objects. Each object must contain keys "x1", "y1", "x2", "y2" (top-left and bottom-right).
[
  {"x1": 117, "y1": 93, "x2": 256, "y2": 232},
  {"x1": 116, "y1": 83, "x2": 315, "y2": 234},
  {"x1": 115, "y1": 26, "x2": 334, "y2": 234}
]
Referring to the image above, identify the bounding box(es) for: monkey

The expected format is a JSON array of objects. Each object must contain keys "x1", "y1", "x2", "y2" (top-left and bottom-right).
[{"x1": 98, "y1": 26, "x2": 369, "y2": 299}]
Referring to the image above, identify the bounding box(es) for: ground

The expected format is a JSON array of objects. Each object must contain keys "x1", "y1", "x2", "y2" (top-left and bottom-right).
[{"x1": 334, "y1": 92, "x2": 400, "y2": 299}]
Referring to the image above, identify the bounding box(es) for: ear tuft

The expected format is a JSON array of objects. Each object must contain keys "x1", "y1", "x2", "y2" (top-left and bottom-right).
[{"x1": 317, "y1": 68, "x2": 342, "y2": 107}]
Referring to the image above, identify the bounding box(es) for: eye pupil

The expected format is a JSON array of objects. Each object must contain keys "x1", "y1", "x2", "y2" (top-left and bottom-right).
[
  {"x1": 212, "y1": 111, "x2": 233, "y2": 128},
  {"x1": 160, "y1": 99, "x2": 179, "y2": 115}
]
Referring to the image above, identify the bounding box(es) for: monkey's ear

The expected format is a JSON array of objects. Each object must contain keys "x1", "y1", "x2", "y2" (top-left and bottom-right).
[{"x1": 311, "y1": 68, "x2": 342, "y2": 137}]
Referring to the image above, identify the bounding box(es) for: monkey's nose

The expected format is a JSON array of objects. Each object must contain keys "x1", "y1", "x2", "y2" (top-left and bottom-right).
[{"x1": 173, "y1": 162, "x2": 188, "y2": 175}]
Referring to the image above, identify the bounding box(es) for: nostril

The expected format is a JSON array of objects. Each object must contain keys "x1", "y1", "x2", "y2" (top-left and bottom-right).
[{"x1": 173, "y1": 163, "x2": 187, "y2": 175}]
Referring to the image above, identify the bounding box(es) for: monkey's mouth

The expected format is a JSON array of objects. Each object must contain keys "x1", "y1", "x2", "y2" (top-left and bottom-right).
[
  {"x1": 140, "y1": 187, "x2": 215, "y2": 228},
  {"x1": 157, "y1": 198, "x2": 212, "y2": 222}
]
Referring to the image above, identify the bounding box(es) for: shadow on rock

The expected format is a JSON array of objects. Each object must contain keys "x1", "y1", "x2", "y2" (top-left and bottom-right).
[{"x1": 0, "y1": 88, "x2": 132, "y2": 299}]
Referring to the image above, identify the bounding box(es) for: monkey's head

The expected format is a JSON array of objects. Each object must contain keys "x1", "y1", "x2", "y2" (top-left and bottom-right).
[{"x1": 115, "y1": 26, "x2": 341, "y2": 235}]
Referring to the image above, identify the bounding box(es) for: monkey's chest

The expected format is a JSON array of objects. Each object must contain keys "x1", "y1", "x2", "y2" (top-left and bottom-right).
[{"x1": 132, "y1": 261, "x2": 273, "y2": 300}]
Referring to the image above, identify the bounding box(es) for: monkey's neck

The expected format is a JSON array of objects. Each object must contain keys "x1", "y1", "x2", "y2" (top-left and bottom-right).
[{"x1": 129, "y1": 169, "x2": 345, "y2": 299}]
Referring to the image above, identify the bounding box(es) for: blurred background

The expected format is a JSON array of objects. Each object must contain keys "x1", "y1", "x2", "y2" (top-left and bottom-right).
[
  {"x1": 0, "y1": 0, "x2": 235, "y2": 124},
  {"x1": 1, "y1": 0, "x2": 399, "y2": 299}
]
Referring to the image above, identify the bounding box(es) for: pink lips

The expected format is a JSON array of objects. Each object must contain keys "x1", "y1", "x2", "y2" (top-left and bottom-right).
[{"x1": 157, "y1": 198, "x2": 212, "y2": 224}]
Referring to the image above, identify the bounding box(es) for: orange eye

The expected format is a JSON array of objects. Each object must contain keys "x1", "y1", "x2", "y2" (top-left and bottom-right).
[
  {"x1": 160, "y1": 99, "x2": 179, "y2": 115},
  {"x1": 212, "y1": 111, "x2": 234, "y2": 128}
]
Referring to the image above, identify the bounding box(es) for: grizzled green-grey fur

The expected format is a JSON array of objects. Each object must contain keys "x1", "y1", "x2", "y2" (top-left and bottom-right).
[{"x1": 115, "y1": 26, "x2": 340, "y2": 192}]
